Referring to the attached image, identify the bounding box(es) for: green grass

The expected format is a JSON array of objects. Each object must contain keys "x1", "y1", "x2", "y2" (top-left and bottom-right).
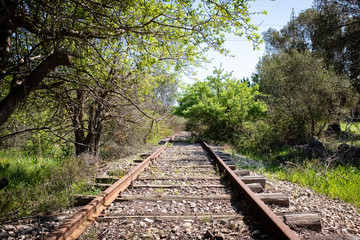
[
  {"x1": 334, "y1": 122, "x2": 360, "y2": 148},
  {"x1": 72, "y1": 181, "x2": 103, "y2": 196},
  {"x1": 238, "y1": 140, "x2": 360, "y2": 208},
  {"x1": 0, "y1": 149, "x2": 90, "y2": 221},
  {"x1": 146, "y1": 126, "x2": 174, "y2": 145},
  {"x1": 341, "y1": 122, "x2": 360, "y2": 134},
  {"x1": 269, "y1": 161, "x2": 360, "y2": 207}
]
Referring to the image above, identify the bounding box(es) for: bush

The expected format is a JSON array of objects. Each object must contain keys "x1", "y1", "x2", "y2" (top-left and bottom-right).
[
  {"x1": 257, "y1": 50, "x2": 358, "y2": 144},
  {"x1": 174, "y1": 67, "x2": 267, "y2": 143}
]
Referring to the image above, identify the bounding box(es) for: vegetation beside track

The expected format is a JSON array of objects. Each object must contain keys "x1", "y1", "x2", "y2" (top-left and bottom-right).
[
  {"x1": 269, "y1": 163, "x2": 360, "y2": 208},
  {"x1": 0, "y1": 124, "x2": 176, "y2": 222},
  {"x1": 0, "y1": 150, "x2": 89, "y2": 221},
  {"x1": 228, "y1": 121, "x2": 360, "y2": 209},
  {"x1": 249, "y1": 155, "x2": 360, "y2": 208}
]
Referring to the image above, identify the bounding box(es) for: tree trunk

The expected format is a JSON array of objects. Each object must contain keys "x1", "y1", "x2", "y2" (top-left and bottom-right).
[
  {"x1": 73, "y1": 99, "x2": 104, "y2": 158},
  {"x1": 0, "y1": 52, "x2": 72, "y2": 126},
  {"x1": 74, "y1": 130, "x2": 102, "y2": 157},
  {"x1": 74, "y1": 128, "x2": 87, "y2": 156},
  {"x1": 0, "y1": 0, "x2": 18, "y2": 73}
]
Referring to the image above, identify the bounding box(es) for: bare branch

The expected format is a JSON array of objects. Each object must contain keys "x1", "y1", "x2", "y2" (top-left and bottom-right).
[{"x1": 0, "y1": 127, "x2": 50, "y2": 141}]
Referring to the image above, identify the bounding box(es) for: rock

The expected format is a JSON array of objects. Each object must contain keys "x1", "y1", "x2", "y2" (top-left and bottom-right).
[
  {"x1": 227, "y1": 222, "x2": 237, "y2": 230},
  {"x1": 304, "y1": 234, "x2": 360, "y2": 240},
  {"x1": 295, "y1": 139, "x2": 326, "y2": 157},
  {"x1": 204, "y1": 230, "x2": 214, "y2": 239},
  {"x1": 219, "y1": 219, "x2": 227, "y2": 225},
  {"x1": 119, "y1": 233, "x2": 129, "y2": 239},
  {"x1": 252, "y1": 229, "x2": 261, "y2": 238},
  {"x1": 4, "y1": 225, "x2": 15, "y2": 231},
  {"x1": 141, "y1": 234, "x2": 152, "y2": 240},
  {"x1": 20, "y1": 229, "x2": 32, "y2": 235},
  {"x1": 54, "y1": 215, "x2": 67, "y2": 221},
  {"x1": 0, "y1": 232, "x2": 8, "y2": 238},
  {"x1": 214, "y1": 233, "x2": 225, "y2": 240},
  {"x1": 183, "y1": 222, "x2": 192, "y2": 229},
  {"x1": 20, "y1": 226, "x2": 33, "y2": 235},
  {"x1": 171, "y1": 226, "x2": 179, "y2": 233}
]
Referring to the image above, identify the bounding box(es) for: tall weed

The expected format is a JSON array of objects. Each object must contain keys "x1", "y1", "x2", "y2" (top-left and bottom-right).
[
  {"x1": 273, "y1": 161, "x2": 360, "y2": 207},
  {"x1": 0, "y1": 150, "x2": 90, "y2": 221}
]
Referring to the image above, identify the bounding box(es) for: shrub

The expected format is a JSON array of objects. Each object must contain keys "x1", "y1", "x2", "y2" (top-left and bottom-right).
[
  {"x1": 174, "y1": 67, "x2": 267, "y2": 143},
  {"x1": 257, "y1": 50, "x2": 358, "y2": 144}
]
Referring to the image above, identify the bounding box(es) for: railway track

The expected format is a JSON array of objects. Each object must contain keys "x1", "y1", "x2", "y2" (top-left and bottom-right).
[{"x1": 45, "y1": 132, "x2": 323, "y2": 240}]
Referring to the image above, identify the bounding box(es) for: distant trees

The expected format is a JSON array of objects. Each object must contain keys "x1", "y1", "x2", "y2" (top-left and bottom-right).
[
  {"x1": 257, "y1": 0, "x2": 360, "y2": 144},
  {"x1": 263, "y1": 0, "x2": 360, "y2": 92},
  {"x1": 174, "y1": 67, "x2": 267, "y2": 142}
]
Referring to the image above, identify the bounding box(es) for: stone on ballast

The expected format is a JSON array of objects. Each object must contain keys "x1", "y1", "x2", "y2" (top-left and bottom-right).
[{"x1": 252, "y1": 229, "x2": 261, "y2": 238}]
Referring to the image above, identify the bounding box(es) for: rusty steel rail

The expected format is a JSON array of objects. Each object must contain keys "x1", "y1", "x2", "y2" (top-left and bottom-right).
[
  {"x1": 202, "y1": 141, "x2": 300, "y2": 240},
  {"x1": 45, "y1": 142, "x2": 170, "y2": 240}
]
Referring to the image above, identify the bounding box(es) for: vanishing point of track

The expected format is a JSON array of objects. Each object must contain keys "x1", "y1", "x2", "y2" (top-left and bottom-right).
[{"x1": 46, "y1": 132, "x2": 302, "y2": 240}]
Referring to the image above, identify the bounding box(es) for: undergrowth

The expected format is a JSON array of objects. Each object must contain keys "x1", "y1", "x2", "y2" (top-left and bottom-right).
[
  {"x1": 232, "y1": 121, "x2": 360, "y2": 208},
  {"x1": 268, "y1": 162, "x2": 360, "y2": 207},
  {"x1": 146, "y1": 125, "x2": 174, "y2": 145},
  {"x1": 0, "y1": 150, "x2": 92, "y2": 222}
]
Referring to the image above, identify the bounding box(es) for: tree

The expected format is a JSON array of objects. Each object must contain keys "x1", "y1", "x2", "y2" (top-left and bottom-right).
[
  {"x1": 257, "y1": 50, "x2": 357, "y2": 143},
  {"x1": 261, "y1": 1, "x2": 360, "y2": 136},
  {"x1": 0, "y1": 0, "x2": 262, "y2": 126},
  {"x1": 174, "y1": 67, "x2": 267, "y2": 142},
  {"x1": 263, "y1": 8, "x2": 319, "y2": 54},
  {"x1": 263, "y1": 1, "x2": 360, "y2": 92},
  {"x1": 0, "y1": 0, "x2": 263, "y2": 156},
  {"x1": 313, "y1": 0, "x2": 360, "y2": 90}
]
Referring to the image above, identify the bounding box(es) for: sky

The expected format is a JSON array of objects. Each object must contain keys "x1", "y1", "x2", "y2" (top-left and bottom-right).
[{"x1": 182, "y1": 0, "x2": 314, "y2": 84}]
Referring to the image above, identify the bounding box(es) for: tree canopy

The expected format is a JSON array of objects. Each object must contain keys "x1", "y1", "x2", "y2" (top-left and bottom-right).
[
  {"x1": 0, "y1": 0, "x2": 263, "y2": 156},
  {"x1": 263, "y1": 0, "x2": 360, "y2": 91}
]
